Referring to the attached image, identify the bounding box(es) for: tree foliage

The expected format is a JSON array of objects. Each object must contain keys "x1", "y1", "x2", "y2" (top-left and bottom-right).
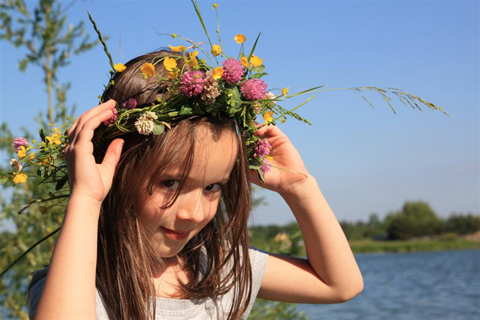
[
  {"x1": 0, "y1": 0, "x2": 98, "y2": 124},
  {"x1": 0, "y1": 1, "x2": 98, "y2": 318},
  {"x1": 249, "y1": 222, "x2": 305, "y2": 256},
  {"x1": 444, "y1": 213, "x2": 480, "y2": 235},
  {"x1": 385, "y1": 201, "x2": 442, "y2": 240},
  {"x1": 248, "y1": 298, "x2": 308, "y2": 320}
]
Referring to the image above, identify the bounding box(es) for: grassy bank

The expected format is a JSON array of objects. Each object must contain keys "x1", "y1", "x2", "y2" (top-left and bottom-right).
[{"x1": 349, "y1": 238, "x2": 480, "y2": 254}]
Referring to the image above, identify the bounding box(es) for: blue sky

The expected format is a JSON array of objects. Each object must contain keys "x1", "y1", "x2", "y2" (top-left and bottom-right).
[{"x1": 1, "y1": 0, "x2": 478, "y2": 225}]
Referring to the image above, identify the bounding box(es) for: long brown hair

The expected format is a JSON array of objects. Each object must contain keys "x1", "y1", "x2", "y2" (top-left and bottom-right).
[{"x1": 94, "y1": 51, "x2": 253, "y2": 320}]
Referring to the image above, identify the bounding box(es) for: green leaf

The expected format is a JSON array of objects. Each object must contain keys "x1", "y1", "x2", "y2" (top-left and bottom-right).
[
  {"x1": 39, "y1": 129, "x2": 46, "y2": 142},
  {"x1": 226, "y1": 87, "x2": 242, "y2": 109},
  {"x1": 55, "y1": 176, "x2": 68, "y2": 191},
  {"x1": 152, "y1": 122, "x2": 165, "y2": 135},
  {"x1": 252, "y1": 66, "x2": 265, "y2": 74},
  {"x1": 179, "y1": 105, "x2": 193, "y2": 115},
  {"x1": 19, "y1": 58, "x2": 28, "y2": 71},
  {"x1": 250, "y1": 72, "x2": 268, "y2": 79},
  {"x1": 248, "y1": 32, "x2": 262, "y2": 60}
]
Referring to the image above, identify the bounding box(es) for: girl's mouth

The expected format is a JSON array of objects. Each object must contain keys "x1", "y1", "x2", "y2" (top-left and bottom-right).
[{"x1": 161, "y1": 227, "x2": 191, "y2": 240}]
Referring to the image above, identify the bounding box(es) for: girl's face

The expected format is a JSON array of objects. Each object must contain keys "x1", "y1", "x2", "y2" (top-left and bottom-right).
[{"x1": 136, "y1": 126, "x2": 238, "y2": 258}]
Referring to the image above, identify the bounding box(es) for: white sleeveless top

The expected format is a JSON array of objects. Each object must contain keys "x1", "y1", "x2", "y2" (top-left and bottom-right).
[{"x1": 28, "y1": 247, "x2": 268, "y2": 319}]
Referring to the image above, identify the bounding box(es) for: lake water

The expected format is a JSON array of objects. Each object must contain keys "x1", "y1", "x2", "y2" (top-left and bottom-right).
[{"x1": 298, "y1": 249, "x2": 480, "y2": 320}]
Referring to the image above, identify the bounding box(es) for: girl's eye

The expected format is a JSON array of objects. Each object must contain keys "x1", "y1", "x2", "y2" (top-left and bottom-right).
[
  {"x1": 162, "y1": 180, "x2": 180, "y2": 190},
  {"x1": 205, "y1": 183, "x2": 222, "y2": 192}
]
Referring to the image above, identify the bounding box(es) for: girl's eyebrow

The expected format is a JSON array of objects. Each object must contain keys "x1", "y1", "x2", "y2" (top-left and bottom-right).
[{"x1": 219, "y1": 176, "x2": 231, "y2": 184}]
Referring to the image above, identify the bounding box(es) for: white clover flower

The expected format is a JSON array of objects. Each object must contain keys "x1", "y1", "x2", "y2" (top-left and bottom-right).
[
  {"x1": 265, "y1": 91, "x2": 276, "y2": 104},
  {"x1": 10, "y1": 158, "x2": 22, "y2": 171},
  {"x1": 144, "y1": 111, "x2": 158, "y2": 120},
  {"x1": 134, "y1": 112, "x2": 158, "y2": 135}
]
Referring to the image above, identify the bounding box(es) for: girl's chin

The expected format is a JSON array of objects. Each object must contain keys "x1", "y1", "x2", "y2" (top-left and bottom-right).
[
  {"x1": 153, "y1": 230, "x2": 198, "y2": 258},
  {"x1": 155, "y1": 240, "x2": 189, "y2": 258}
]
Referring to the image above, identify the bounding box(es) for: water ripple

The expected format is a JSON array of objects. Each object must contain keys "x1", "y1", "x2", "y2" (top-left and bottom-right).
[{"x1": 298, "y1": 250, "x2": 480, "y2": 320}]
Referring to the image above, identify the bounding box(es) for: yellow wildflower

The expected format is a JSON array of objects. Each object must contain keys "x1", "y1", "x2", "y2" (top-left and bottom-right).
[
  {"x1": 282, "y1": 87, "x2": 290, "y2": 96},
  {"x1": 37, "y1": 156, "x2": 51, "y2": 166},
  {"x1": 241, "y1": 56, "x2": 250, "y2": 68},
  {"x1": 251, "y1": 55, "x2": 263, "y2": 67},
  {"x1": 189, "y1": 50, "x2": 199, "y2": 59},
  {"x1": 263, "y1": 111, "x2": 274, "y2": 123},
  {"x1": 234, "y1": 34, "x2": 246, "y2": 44},
  {"x1": 212, "y1": 67, "x2": 224, "y2": 80},
  {"x1": 13, "y1": 172, "x2": 28, "y2": 184},
  {"x1": 114, "y1": 63, "x2": 126, "y2": 72},
  {"x1": 212, "y1": 3, "x2": 219, "y2": 8},
  {"x1": 28, "y1": 153, "x2": 35, "y2": 160},
  {"x1": 188, "y1": 50, "x2": 199, "y2": 67},
  {"x1": 18, "y1": 146, "x2": 27, "y2": 159},
  {"x1": 172, "y1": 33, "x2": 177, "y2": 38},
  {"x1": 141, "y1": 63, "x2": 156, "y2": 77},
  {"x1": 211, "y1": 44, "x2": 222, "y2": 56},
  {"x1": 167, "y1": 71, "x2": 176, "y2": 79},
  {"x1": 46, "y1": 134, "x2": 61, "y2": 145},
  {"x1": 163, "y1": 57, "x2": 177, "y2": 71},
  {"x1": 168, "y1": 45, "x2": 186, "y2": 52}
]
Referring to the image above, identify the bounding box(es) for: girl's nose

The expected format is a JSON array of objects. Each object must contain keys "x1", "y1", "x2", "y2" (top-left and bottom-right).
[{"x1": 175, "y1": 190, "x2": 208, "y2": 224}]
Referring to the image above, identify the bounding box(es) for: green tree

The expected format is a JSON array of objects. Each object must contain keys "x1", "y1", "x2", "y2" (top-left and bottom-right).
[
  {"x1": 444, "y1": 213, "x2": 480, "y2": 235},
  {"x1": 386, "y1": 201, "x2": 442, "y2": 240},
  {"x1": 249, "y1": 222, "x2": 304, "y2": 256},
  {"x1": 0, "y1": 0, "x2": 98, "y2": 317},
  {"x1": 248, "y1": 298, "x2": 308, "y2": 320},
  {"x1": 248, "y1": 205, "x2": 308, "y2": 318}
]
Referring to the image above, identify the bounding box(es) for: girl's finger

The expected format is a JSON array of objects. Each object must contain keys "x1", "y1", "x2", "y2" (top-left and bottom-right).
[
  {"x1": 68, "y1": 100, "x2": 116, "y2": 143},
  {"x1": 101, "y1": 138, "x2": 124, "y2": 174},
  {"x1": 76, "y1": 109, "x2": 114, "y2": 145},
  {"x1": 255, "y1": 123, "x2": 284, "y2": 138}
]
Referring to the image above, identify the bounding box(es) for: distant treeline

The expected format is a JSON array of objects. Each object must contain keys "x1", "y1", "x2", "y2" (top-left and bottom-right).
[
  {"x1": 341, "y1": 201, "x2": 480, "y2": 241},
  {"x1": 249, "y1": 201, "x2": 480, "y2": 255}
]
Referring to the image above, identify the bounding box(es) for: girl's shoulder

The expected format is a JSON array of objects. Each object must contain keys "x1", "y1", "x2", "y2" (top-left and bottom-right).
[
  {"x1": 28, "y1": 248, "x2": 269, "y2": 320},
  {"x1": 28, "y1": 267, "x2": 109, "y2": 319},
  {"x1": 247, "y1": 246, "x2": 269, "y2": 275}
]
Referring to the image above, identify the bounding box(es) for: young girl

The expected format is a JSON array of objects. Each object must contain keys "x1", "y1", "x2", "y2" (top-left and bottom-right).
[{"x1": 27, "y1": 49, "x2": 363, "y2": 319}]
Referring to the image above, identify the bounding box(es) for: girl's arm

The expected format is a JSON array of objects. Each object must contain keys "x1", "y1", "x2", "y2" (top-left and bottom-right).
[
  {"x1": 254, "y1": 125, "x2": 363, "y2": 303},
  {"x1": 35, "y1": 100, "x2": 124, "y2": 319}
]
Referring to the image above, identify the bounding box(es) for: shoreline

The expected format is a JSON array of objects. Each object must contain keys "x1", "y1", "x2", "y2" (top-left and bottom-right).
[{"x1": 348, "y1": 238, "x2": 480, "y2": 254}]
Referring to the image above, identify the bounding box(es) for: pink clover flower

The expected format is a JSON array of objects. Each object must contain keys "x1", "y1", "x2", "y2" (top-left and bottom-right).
[
  {"x1": 241, "y1": 79, "x2": 267, "y2": 100},
  {"x1": 181, "y1": 71, "x2": 206, "y2": 97},
  {"x1": 103, "y1": 108, "x2": 118, "y2": 126},
  {"x1": 222, "y1": 58, "x2": 244, "y2": 84},
  {"x1": 13, "y1": 137, "x2": 29, "y2": 152}
]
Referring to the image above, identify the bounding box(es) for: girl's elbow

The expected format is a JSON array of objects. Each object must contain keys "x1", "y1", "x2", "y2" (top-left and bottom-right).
[{"x1": 335, "y1": 277, "x2": 364, "y2": 303}]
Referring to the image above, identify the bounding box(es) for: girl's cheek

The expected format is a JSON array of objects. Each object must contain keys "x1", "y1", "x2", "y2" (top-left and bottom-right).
[{"x1": 206, "y1": 198, "x2": 220, "y2": 220}]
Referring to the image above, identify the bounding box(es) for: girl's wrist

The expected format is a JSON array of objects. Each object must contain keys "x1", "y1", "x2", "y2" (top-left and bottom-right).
[
  {"x1": 278, "y1": 174, "x2": 319, "y2": 203},
  {"x1": 67, "y1": 192, "x2": 103, "y2": 218}
]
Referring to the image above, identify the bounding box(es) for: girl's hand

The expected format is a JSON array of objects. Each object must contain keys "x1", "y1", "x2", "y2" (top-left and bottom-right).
[
  {"x1": 250, "y1": 124, "x2": 309, "y2": 198},
  {"x1": 65, "y1": 100, "x2": 124, "y2": 204}
]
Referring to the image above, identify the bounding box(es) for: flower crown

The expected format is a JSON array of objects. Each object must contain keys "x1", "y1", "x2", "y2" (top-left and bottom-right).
[
  {"x1": 4, "y1": 1, "x2": 447, "y2": 206},
  {"x1": 93, "y1": 32, "x2": 312, "y2": 181}
]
